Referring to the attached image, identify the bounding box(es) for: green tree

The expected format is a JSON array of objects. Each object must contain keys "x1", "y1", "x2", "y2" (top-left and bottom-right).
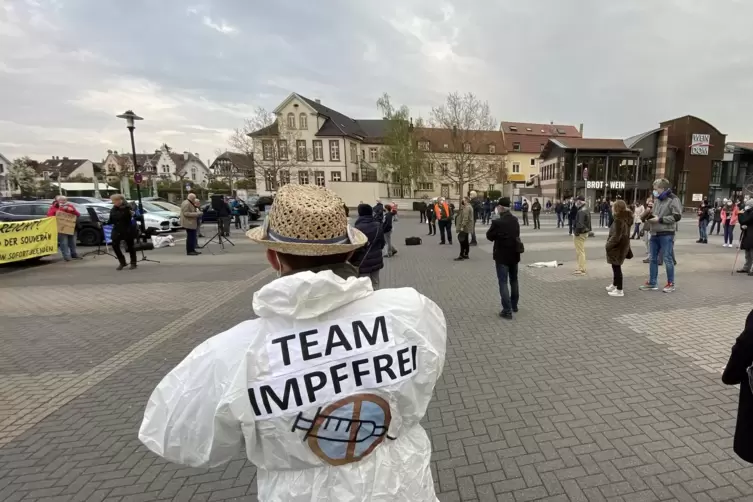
[
  {"x1": 67, "y1": 174, "x2": 93, "y2": 183},
  {"x1": 234, "y1": 178, "x2": 257, "y2": 190},
  {"x1": 8, "y1": 157, "x2": 37, "y2": 196},
  {"x1": 375, "y1": 93, "x2": 427, "y2": 197}
]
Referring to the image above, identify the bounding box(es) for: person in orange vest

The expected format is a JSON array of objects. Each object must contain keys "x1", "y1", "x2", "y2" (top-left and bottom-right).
[{"x1": 434, "y1": 197, "x2": 453, "y2": 245}]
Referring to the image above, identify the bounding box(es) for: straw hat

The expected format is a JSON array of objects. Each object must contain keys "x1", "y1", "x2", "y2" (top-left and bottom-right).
[{"x1": 246, "y1": 184, "x2": 367, "y2": 256}]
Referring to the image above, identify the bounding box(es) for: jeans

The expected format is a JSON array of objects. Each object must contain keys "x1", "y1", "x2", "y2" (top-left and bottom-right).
[
  {"x1": 698, "y1": 220, "x2": 708, "y2": 240},
  {"x1": 724, "y1": 221, "x2": 735, "y2": 245},
  {"x1": 612, "y1": 264, "x2": 623, "y2": 290},
  {"x1": 649, "y1": 234, "x2": 675, "y2": 285},
  {"x1": 557, "y1": 213, "x2": 563, "y2": 228},
  {"x1": 360, "y1": 270, "x2": 380, "y2": 290},
  {"x1": 744, "y1": 249, "x2": 753, "y2": 272},
  {"x1": 384, "y1": 231, "x2": 396, "y2": 256},
  {"x1": 632, "y1": 223, "x2": 641, "y2": 239},
  {"x1": 710, "y1": 220, "x2": 721, "y2": 234},
  {"x1": 185, "y1": 228, "x2": 197, "y2": 254},
  {"x1": 58, "y1": 233, "x2": 77, "y2": 260},
  {"x1": 522, "y1": 212, "x2": 529, "y2": 225},
  {"x1": 574, "y1": 234, "x2": 588, "y2": 272},
  {"x1": 234, "y1": 214, "x2": 241, "y2": 228},
  {"x1": 458, "y1": 231, "x2": 470, "y2": 257},
  {"x1": 495, "y1": 262, "x2": 519, "y2": 314},
  {"x1": 112, "y1": 233, "x2": 136, "y2": 265},
  {"x1": 483, "y1": 210, "x2": 491, "y2": 224},
  {"x1": 239, "y1": 214, "x2": 248, "y2": 229},
  {"x1": 532, "y1": 211, "x2": 540, "y2": 229},
  {"x1": 599, "y1": 212, "x2": 606, "y2": 227},
  {"x1": 438, "y1": 220, "x2": 452, "y2": 243}
]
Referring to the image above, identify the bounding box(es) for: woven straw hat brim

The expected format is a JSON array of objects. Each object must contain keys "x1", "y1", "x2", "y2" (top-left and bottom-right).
[{"x1": 246, "y1": 226, "x2": 368, "y2": 256}]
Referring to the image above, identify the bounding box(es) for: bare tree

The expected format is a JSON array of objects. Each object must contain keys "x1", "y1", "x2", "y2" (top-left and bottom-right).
[
  {"x1": 230, "y1": 106, "x2": 312, "y2": 192},
  {"x1": 427, "y1": 92, "x2": 505, "y2": 202},
  {"x1": 376, "y1": 93, "x2": 428, "y2": 197}
]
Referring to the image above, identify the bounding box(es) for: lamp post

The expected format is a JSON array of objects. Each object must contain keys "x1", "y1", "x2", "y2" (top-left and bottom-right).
[{"x1": 116, "y1": 110, "x2": 147, "y2": 241}]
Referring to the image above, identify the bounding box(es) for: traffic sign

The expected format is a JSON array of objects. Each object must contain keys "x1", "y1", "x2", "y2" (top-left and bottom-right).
[{"x1": 134, "y1": 172, "x2": 143, "y2": 184}]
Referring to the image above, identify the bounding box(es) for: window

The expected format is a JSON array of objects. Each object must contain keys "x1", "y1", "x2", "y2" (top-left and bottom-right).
[
  {"x1": 513, "y1": 162, "x2": 520, "y2": 173},
  {"x1": 264, "y1": 169, "x2": 277, "y2": 191},
  {"x1": 350, "y1": 142, "x2": 357, "y2": 164},
  {"x1": 711, "y1": 161, "x2": 722, "y2": 185},
  {"x1": 278, "y1": 140, "x2": 288, "y2": 160},
  {"x1": 262, "y1": 140, "x2": 273, "y2": 160},
  {"x1": 299, "y1": 113, "x2": 307, "y2": 130},
  {"x1": 509, "y1": 126, "x2": 518, "y2": 132},
  {"x1": 191, "y1": 168, "x2": 196, "y2": 181},
  {"x1": 351, "y1": 172, "x2": 359, "y2": 182},
  {"x1": 369, "y1": 147, "x2": 378, "y2": 162},
  {"x1": 279, "y1": 170, "x2": 290, "y2": 186},
  {"x1": 297, "y1": 140, "x2": 307, "y2": 161},
  {"x1": 530, "y1": 158, "x2": 536, "y2": 166},
  {"x1": 463, "y1": 142, "x2": 471, "y2": 153},
  {"x1": 313, "y1": 140, "x2": 323, "y2": 161},
  {"x1": 315, "y1": 171, "x2": 325, "y2": 187},
  {"x1": 556, "y1": 128, "x2": 566, "y2": 134},
  {"x1": 298, "y1": 170, "x2": 309, "y2": 184},
  {"x1": 329, "y1": 140, "x2": 340, "y2": 161},
  {"x1": 488, "y1": 184, "x2": 495, "y2": 191},
  {"x1": 441, "y1": 163, "x2": 448, "y2": 176},
  {"x1": 427, "y1": 162, "x2": 435, "y2": 174},
  {"x1": 488, "y1": 163, "x2": 496, "y2": 175},
  {"x1": 417, "y1": 182, "x2": 434, "y2": 191},
  {"x1": 287, "y1": 113, "x2": 296, "y2": 129},
  {"x1": 454, "y1": 183, "x2": 460, "y2": 194},
  {"x1": 468, "y1": 183, "x2": 474, "y2": 192},
  {"x1": 418, "y1": 141, "x2": 430, "y2": 151},
  {"x1": 525, "y1": 127, "x2": 532, "y2": 132},
  {"x1": 488, "y1": 144, "x2": 496, "y2": 154},
  {"x1": 331, "y1": 171, "x2": 342, "y2": 182},
  {"x1": 513, "y1": 142, "x2": 521, "y2": 152}
]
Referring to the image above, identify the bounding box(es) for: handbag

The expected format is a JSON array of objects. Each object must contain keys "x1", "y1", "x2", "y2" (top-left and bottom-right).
[
  {"x1": 626, "y1": 248, "x2": 634, "y2": 260},
  {"x1": 516, "y1": 237, "x2": 525, "y2": 254}
]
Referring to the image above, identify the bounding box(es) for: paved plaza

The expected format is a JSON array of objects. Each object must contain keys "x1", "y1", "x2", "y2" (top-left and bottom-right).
[{"x1": 1, "y1": 212, "x2": 752, "y2": 502}]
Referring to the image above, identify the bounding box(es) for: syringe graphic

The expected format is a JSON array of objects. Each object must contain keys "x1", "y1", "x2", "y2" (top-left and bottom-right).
[{"x1": 291, "y1": 408, "x2": 395, "y2": 442}]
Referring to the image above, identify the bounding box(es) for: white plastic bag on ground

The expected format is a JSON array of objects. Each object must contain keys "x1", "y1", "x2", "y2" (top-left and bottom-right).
[{"x1": 151, "y1": 235, "x2": 175, "y2": 248}]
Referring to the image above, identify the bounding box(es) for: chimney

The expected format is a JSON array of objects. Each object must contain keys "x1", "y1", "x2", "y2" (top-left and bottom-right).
[
  {"x1": 579, "y1": 123, "x2": 584, "y2": 136},
  {"x1": 194, "y1": 153, "x2": 200, "y2": 158},
  {"x1": 315, "y1": 98, "x2": 321, "y2": 104},
  {"x1": 107, "y1": 149, "x2": 112, "y2": 155},
  {"x1": 113, "y1": 150, "x2": 118, "y2": 155},
  {"x1": 183, "y1": 152, "x2": 189, "y2": 161},
  {"x1": 63, "y1": 156, "x2": 68, "y2": 160}
]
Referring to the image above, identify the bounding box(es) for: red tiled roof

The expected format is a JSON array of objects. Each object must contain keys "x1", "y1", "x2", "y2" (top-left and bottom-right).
[
  {"x1": 501, "y1": 121, "x2": 581, "y2": 137},
  {"x1": 554, "y1": 138, "x2": 631, "y2": 150},
  {"x1": 504, "y1": 133, "x2": 550, "y2": 154},
  {"x1": 414, "y1": 127, "x2": 507, "y2": 155}
]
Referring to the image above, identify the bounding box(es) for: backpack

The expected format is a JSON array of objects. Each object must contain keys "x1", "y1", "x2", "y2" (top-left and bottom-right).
[{"x1": 405, "y1": 237, "x2": 422, "y2": 246}]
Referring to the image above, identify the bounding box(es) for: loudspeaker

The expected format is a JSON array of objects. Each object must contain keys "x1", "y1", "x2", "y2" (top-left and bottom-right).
[{"x1": 210, "y1": 194, "x2": 225, "y2": 211}]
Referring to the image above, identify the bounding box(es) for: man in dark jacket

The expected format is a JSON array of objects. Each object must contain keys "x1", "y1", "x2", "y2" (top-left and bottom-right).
[
  {"x1": 349, "y1": 203, "x2": 385, "y2": 289},
  {"x1": 521, "y1": 199, "x2": 529, "y2": 226},
  {"x1": 573, "y1": 196, "x2": 592, "y2": 276},
  {"x1": 383, "y1": 204, "x2": 397, "y2": 257},
  {"x1": 486, "y1": 197, "x2": 521, "y2": 320},
  {"x1": 722, "y1": 307, "x2": 753, "y2": 464},
  {"x1": 373, "y1": 200, "x2": 384, "y2": 223},
  {"x1": 470, "y1": 191, "x2": 482, "y2": 245},
  {"x1": 697, "y1": 199, "x2": 710, "y2": 244},
  {"x1": 737, "y1": 198, "x2": 753, "y2": 275},
  {"x1": 531, "y1": 198, "x2": 542, "y2": 230},
  {"x1": 568, "y1": 198, "x2": 578, "y2": 235},
  {"x1": 554, "y1": 199, "x2": 564, "y2": 228},
  {"x1": 426, "y1": 200, "x2": 436, "y2": 235},
  {"x1": 418, "y1": 200, "x2": 427, "y2": 223},
  {"x1": 217, "y1": 197, "x2": 232, "y2": 236}
]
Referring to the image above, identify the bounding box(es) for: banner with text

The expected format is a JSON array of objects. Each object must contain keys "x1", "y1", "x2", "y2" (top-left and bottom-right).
[{"x1": 0, "y1": 217, "x2": 58, "y2": 264}]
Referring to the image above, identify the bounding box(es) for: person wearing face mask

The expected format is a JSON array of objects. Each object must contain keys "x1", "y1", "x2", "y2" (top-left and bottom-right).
[
  {"x1": 639, "y1": 179, "x2": 682, "y2": 293},
  {"x1": 139, "y1": 184, "x2": 448, "y2": 502},
  {"x1": 736, "y1": 198, "x2": 753, "y2": 275},
  {"x1": 710, "y1": 199, "x2": 724, "y2": 235},
  {"x1": 572, "y1": 196, "x2": 591, "y2": 276},
  {"x1": 697, "y1": 199, "x2": 710, "y2": 244},
  {"x1": 721, "y1": 199, "x2": 740, "y2": 248}
]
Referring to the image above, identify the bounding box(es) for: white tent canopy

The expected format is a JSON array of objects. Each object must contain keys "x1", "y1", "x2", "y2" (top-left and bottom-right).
[{"x1": 51, "y1": 182, "x2": 118, "y2": 193}]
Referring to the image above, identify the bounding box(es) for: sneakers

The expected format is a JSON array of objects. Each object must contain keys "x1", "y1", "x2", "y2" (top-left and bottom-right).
[
  {"x1": 606, "y1": 284, "x2": 616, "y2": 292},
  {"x1": 639, "y1": 282, "x2": 659, "y2": 291},
  {"x1": 572, "y1": 270, "x2": 586, "y2": 276},
  {"x1": 662, "y1": 282, "x2": 676, "y2": 293},
  {"x1": 608, "y1": 289, "x2": 624, "y2": 297}
]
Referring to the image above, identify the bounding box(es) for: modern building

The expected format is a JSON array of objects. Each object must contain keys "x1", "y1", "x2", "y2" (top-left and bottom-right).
[
  {"x1": 500, "y1": 121, "x2": 582, "y2": 185},
  {"x1": 538, "y1": 115, "x2": 726, "y2": 207},
  {"x1": 718, "y1": 143, "x2": 753, "y2": 202}
]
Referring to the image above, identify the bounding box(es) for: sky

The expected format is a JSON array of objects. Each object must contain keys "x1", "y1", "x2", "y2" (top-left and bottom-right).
[{"x1": 2, "y1": 0, "x2": 752, "y2": 164}]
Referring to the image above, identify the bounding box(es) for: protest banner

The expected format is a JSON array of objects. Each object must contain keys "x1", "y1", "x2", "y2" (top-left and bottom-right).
[
  {"x1": 56, "y1": 212, "x2": 77, "y2": 235},
  {"x1": 0, "y1": 217, "x2": 58, "y2": 264}
]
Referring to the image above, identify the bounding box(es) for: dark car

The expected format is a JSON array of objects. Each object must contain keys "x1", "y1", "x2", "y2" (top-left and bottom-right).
[{"x1": 0, "y1": 200, "x2": 105, "y2": 246}]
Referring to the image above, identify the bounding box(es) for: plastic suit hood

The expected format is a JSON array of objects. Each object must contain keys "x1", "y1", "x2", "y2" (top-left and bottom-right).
[{"x1": 139, "y1": 269, "x2": 447, "y2": 502}]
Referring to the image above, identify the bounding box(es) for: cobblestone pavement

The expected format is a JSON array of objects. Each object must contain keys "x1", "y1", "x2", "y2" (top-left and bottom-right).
[{"x1": 1, "y1": 213, "x2": 752, "y2": 502}]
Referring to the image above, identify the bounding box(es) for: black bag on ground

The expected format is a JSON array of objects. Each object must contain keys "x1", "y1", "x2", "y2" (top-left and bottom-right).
[{"x1": 405, "y1": 237, "x2": 422, "y2": 246}]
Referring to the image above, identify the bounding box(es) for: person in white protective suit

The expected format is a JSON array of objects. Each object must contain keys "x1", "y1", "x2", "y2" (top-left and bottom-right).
[{"x1": 138, "y1": 184, "x2": 447, "y2": 502}]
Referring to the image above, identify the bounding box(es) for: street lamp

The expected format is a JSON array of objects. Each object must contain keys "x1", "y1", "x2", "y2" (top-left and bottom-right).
[{"x1": 116, "y1": 110, "x2": 147, "y2": 241}]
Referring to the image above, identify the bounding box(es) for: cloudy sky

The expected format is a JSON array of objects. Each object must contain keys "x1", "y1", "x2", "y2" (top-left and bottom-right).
[{"x1": 1, "y1": 0, "x2": 751, "y2": 163}]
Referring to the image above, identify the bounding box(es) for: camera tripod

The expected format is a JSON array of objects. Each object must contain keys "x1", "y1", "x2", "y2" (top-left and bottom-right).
[{"x1": 200, "y1": 220, "x2": 235, "y2": 254}]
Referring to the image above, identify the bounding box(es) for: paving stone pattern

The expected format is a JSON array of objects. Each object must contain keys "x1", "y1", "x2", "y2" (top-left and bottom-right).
[{"x1": 1, "y1": 213, "x2": 752, "y2": 501}]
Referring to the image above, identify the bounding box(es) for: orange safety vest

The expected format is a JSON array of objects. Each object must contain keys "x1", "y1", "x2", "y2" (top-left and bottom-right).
[{"x1": 434, "y1": 201, "x2": 450, "y2": 220}]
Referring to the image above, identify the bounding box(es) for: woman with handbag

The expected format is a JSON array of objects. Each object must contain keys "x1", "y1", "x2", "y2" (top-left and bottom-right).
[
  {"x1": 605, "y1": 200, "x2": 633, "y2": 297},
  {"x1": 722, "y1": 307, "x2": 753, "y2": 464}
]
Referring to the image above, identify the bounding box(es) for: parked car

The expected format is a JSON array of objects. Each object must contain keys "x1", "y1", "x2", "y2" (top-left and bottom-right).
[
  {"x1": 0, "y1": 200, "x2": 104, "y2": 246},
  {"x1": 66, "y1": 196, "x2": 108, "y2": 205},
  {"x1": 100, "y1": 201, "x2": 179, "y2": 234}
]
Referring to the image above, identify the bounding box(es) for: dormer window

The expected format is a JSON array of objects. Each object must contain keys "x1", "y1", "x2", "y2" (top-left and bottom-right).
[
  {"x1": 509, "y1": 126, "x2": 518, "y2": 132},
  {"x1": 418, "y1": 141, "x2": 430, "y2": 151}
]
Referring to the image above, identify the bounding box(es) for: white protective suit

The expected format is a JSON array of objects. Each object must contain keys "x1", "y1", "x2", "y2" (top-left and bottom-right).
[{"x1": 139, "y1": 267, "x2": 447, "y2": 502}]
